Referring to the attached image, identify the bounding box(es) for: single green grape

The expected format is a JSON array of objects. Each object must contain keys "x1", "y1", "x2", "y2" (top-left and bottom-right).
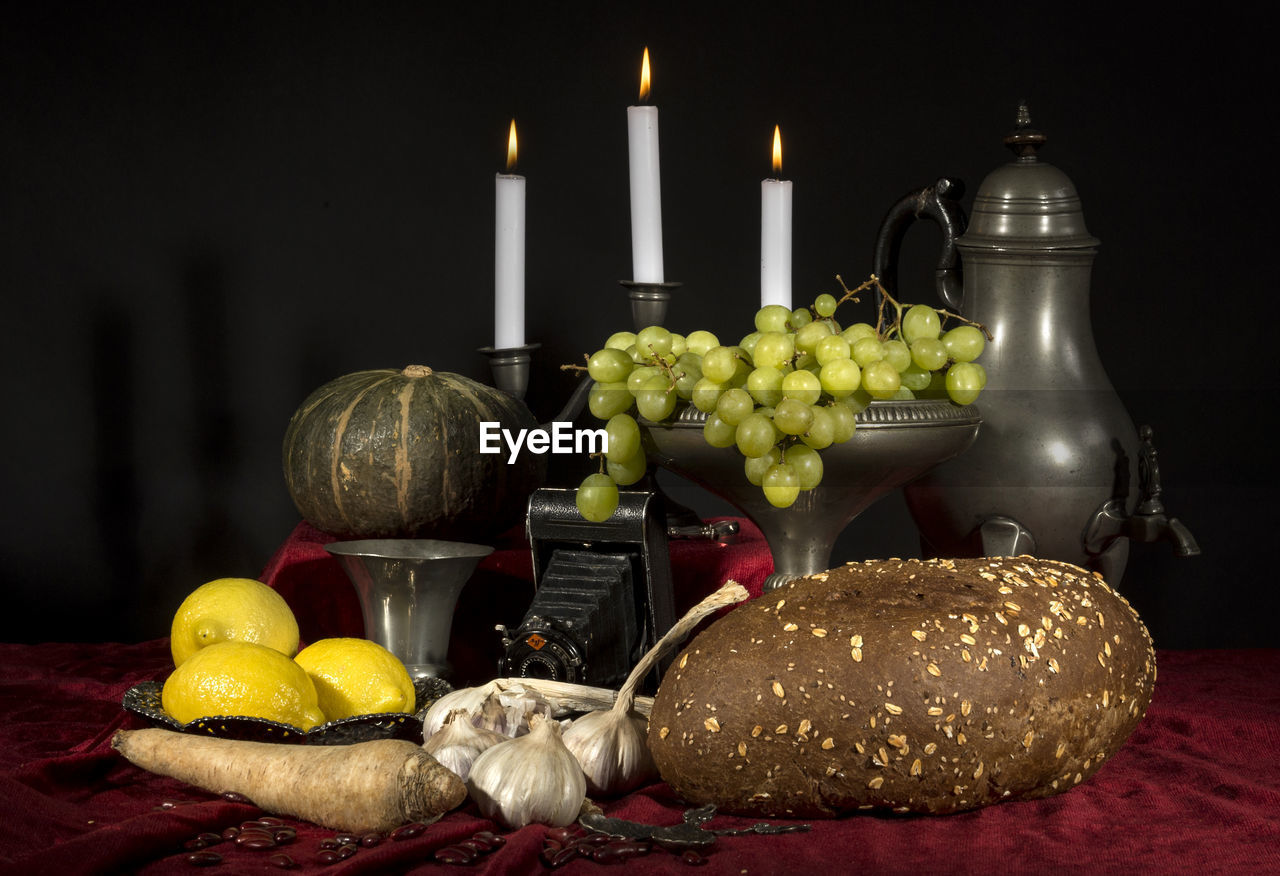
[
  {"x1": 703, "y1": 412, "x2": 738, "y2": 448},
  {"x1": 784, "y1": 443, "x2": 824, "y2": 490},
  {"x1": 715, "y1": 387, "x2": 756, "y2": 426},
  {"x1": 790, "y1": 308, "x2": 813, "y2": 329},
  {"x1": 902, "y1": 304, "x2": 942, "y2": 342},
  {"x1": 819, "y1": 357, "x2": 861, "y2": 398},
  {"x1": 826, "y1": 401, "x2": 858, "y2": 443},
  {"x1": 781, "y1": 369, "x2": 822, "y2": 406},
  {"x1": 604, "y1": 331, "x2": 637, "y2": 351},
  {"x1": 881, "y1": 339, "x2": 912, "y2": 373},
  {"x1": 773, "y1": 397, "x2": 815, "y2": 436},
  {"x1": 735, "y1": 412, "x2": 778, "y2": 458},
  {"x1": 814, "y1": 334, "x2": 851, "y2": 366},
  {"x1": 753, "y1": 331, "x2": 795, "y2": 370},
  {"x1": 744, "y1": 446, "x2": 782, "y2": 486},
  {"x1": 685, "y1": 329, "x2": 720, "y2": 356},
  {"x1": 862, "y1": 360, "x2": 902, "y2": 399},
  {"x1": 701, "y1": 346, "x2": 740, "y2": 383},
  {"x1": 851, "y1": 336, "x2": 885, "y2": 367},
  {"x1": 604, "y1": 413, "x2": 641, "y2": 462},
  {"x1": 794, "y1": 319, "x2": 833, "y2": 354},
  {"x1": 899, "y1": 362, "x2": 934, "y2": 392},
  {"x1": 841, "y1": 322, "x2": 879, "y2": 346},
  {"x1": 576, "y1": 472, "x2": 619, "y2": 522},
  {"x1": 746, "y1": 366, "x2": 785, "y2": 407},
  {"x1": 761, "y1": 463, "x2": 800, "y2": 508},
  {"x1": 945, "y1": 361, "x2": 984, "y2": 405},
  {"x1": 942, "y1": 325, "x2": 985, "y2": 363},
  {"x1": 635, "y1": 325, "x2": 673, "y2": 361},
  {"x1": 587, "y1": 347, "x2": 635, "y2": 384},
  {"x1": 738, "y1": 330, "x2": 762, "y2": 359},
  {"x1": 800, "y1": 404, "x2": 835, "y2": 450},
  {"x1": 635, "y1": 384, "x2": 677, "y2": 421},
  {"x1": 755, "y1": 304, "x2": 792, "y2": 333},
  {"x1": 813, "y1": 293, "x2": 838, "y2": 318},
  {"x1": 607, "y1": 450, "x2": 647, "y2": 486},
  {"x1": 588, "y1": 381, "x2": 634, "y2": 420},
  {"x1": 910, "y1": 337, "x2": 948, "y2": 371},
  {"x1": 668, "y1": 332, "x2": 687, "y2": 357}
]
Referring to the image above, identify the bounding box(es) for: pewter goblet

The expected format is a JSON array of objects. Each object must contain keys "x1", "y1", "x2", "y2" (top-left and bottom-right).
[
  {"x1": 325, "y1": 539, "x2": 493, "y2": 680},
  {"x1": 642, "y1": 399, "x2": 981, "y2": 591}
]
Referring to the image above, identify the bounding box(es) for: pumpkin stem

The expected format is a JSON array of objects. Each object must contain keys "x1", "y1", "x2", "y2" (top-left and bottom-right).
[{"x1": 401, "y1": 365, "x2": 433, "y2": 378}]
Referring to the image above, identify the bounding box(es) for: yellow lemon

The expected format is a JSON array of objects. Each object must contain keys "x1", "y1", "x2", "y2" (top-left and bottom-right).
[
  {"x1": 294, "y1": 638, "x2": 416, "y2": 720},
  {"x1": 161, "y1": 640, "x2": 326, "y2": 730},
  {"x1": 170, "y1": 577, "x2": 300, "y2": 667}
]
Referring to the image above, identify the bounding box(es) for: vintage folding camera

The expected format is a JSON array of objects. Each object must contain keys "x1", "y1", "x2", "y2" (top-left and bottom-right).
[{"x1": 497, "y1": 487, "x2": 675, "y2": 692}]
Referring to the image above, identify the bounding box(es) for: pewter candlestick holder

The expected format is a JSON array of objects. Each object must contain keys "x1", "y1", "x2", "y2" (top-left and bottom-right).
[
  {"x1": 479, "y1": 343, "x2": 539, "y2": 399},
  {"x1": 621, "y1": 280, "x2": 681, "y2": 329}
]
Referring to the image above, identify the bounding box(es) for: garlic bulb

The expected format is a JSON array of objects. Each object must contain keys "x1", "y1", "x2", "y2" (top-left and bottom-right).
[
  {"x1": 422, "y1": 681, "x2": 499, "y2": 738},
  {"x1": 423, "y1": 710, "x2": 507, "y2": 782},
  {"x1": 421, "y1": 679, "x2": 554, "y2": 739},
  {"x1": 466, "y1": 713, "x2": 586, "y2": 828},
  {"x1": 562, "y1": 580, "x2": 749, "y2": 796}
]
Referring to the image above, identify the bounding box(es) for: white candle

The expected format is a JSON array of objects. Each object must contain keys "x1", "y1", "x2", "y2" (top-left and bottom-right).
[
  {"x1": 495, "y1": 119, "x2": 525, "y2": 349},
  {"x1": 627, "y1": 47, "x2": 664, "y2": 283},
  {"x1": 760, "y1": 125, "x2": 792, "y2": 310}
]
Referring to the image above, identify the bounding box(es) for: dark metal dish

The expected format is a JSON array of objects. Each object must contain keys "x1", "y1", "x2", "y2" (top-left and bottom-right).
[{"x1": 122, "y1": 675, "x2": 453, "y2": 745}]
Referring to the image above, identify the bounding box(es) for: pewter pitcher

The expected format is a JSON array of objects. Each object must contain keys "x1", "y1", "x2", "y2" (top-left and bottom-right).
[{"x1": 874, "y1": 107, "x2": 1196, "y2": 582}]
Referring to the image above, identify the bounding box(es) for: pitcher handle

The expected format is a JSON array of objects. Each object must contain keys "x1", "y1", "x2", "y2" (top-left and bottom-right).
[{"x1": 871, "y1": 177, "x2": 967, "y2": 312}]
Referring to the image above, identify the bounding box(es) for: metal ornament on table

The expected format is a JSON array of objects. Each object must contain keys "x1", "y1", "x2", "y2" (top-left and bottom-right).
[
  {"x1": 479, "y1": 343, "x2": 540, "y2": 399},
  {"x1": 643, "y1": 399, "x2": 981, "y2": 591},
  {"x1": 325, "y1": 539, "x2": 493, "y2": 682},
  {"x1": 873, "y1": 104, "x2": 1197, "y2": 582}
]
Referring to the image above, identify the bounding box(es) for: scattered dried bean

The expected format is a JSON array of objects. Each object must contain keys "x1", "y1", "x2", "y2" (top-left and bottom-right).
[
  {"x1": 390, "y1": 822, "x2": 430, "y2": 841},
  {"x1": 268, "y1": 853, "x2": 297, "y2": 869},
  {"x1": 360, "y1": 833, "x2": 383, "y2": 848},
  {"x1": 434, "y1": 845, "x2": 476, "y2": 865},
  {"x1": 220, "y1": 792, "x2": 255, "y2": 805},
  {"x1": 185, "y1": 850, "x2": 222, "y2": 867},
  {"x1": 542, "y1": 845, "x2": 579, "y2": 869}
]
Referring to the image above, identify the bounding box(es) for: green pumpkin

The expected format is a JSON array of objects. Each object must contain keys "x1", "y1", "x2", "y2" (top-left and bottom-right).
[{"x1": 282, "y1": 365, "x2": 545, "y2": 540}]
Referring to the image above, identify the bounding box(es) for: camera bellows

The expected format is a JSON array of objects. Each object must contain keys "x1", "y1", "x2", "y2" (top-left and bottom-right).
[{"x1": 499, "y1": 549, "x2": 642, "y2": 688}]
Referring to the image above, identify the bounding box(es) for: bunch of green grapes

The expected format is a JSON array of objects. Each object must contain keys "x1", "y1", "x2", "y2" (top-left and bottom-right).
[{"x1": 571, "y1": 276, "x2": 988, "y2": 522}]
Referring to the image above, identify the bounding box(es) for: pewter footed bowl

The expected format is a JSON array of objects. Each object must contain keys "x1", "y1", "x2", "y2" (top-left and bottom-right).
[
  {"x1": 326, "y1": 538, "x2": 493, "y2": 681},
  {"x1": 642, "y1": 399, "x2": 981, "y2": 591}
]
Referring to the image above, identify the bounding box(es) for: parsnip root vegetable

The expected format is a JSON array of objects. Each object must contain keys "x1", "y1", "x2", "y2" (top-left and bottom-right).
[{"x1": 112, "y1": 729, "x2": 466, "y2": 833}]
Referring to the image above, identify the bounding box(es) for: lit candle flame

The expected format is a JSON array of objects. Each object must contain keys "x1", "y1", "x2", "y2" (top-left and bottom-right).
[
  {"x1": 505, "y1": 119, "x2": 518, "y2": 172},
  {"x1": 772, "y1": 125, "x2": 783, "y2": 176},
  {"x1": 639, "y1": 47, "x2": 651, "y2": 103}
]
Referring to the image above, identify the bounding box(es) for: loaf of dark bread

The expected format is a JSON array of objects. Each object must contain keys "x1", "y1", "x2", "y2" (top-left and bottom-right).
[{"x1": 648, "y1": 557, "x2": 1155, "y2": 816}]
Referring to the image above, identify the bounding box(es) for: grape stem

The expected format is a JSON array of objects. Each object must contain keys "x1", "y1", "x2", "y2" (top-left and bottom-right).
[{"x1": 835, "y1": 274, "x2": 991, "y2": 341}]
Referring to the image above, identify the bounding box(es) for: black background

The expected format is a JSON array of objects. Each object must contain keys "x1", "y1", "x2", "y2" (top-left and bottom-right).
[{"x1": 3, "y1": 4, "x2": 1273, "y2": 648}]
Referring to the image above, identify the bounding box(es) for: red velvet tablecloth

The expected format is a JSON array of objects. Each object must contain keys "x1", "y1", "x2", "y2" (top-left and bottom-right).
[{"x1": 2, "y1": 524, "x2": 1277, "y2": 874}]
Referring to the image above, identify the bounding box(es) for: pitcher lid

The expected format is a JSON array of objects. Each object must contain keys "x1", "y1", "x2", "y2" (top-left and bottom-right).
[{"x1": 959, "y1": 104, "x2": 1099, "y2": 251}]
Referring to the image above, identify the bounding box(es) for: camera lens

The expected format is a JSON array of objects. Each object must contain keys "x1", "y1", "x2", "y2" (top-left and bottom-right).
[
  {"x1": 517, "y1": 653, "x2": 563, "y2": 681},
  {"x1": 501, "y1": 625, "x2": 585, "y2": 684}
]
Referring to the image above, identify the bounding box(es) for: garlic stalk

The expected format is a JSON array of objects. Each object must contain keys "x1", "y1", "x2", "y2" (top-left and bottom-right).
[
  {"x1": 562, "y1": 580, "x2": 750, "y2": 796},
  {"x1": 422, "y1": 710, "x2": 507, "y2": 783},
  {"x1": 466, "y1": 713, "x2": 586, "y2": 828}
]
